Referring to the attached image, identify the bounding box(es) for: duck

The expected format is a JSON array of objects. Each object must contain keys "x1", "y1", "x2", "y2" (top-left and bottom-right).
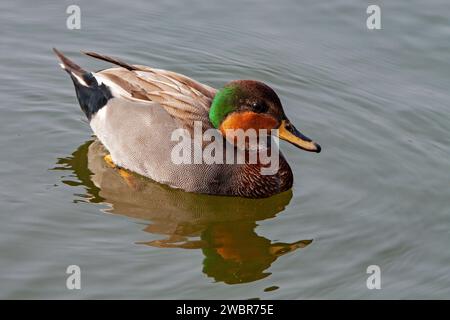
[{"x1": 54, "y1": 48, "x2": 320, "y2": 198}]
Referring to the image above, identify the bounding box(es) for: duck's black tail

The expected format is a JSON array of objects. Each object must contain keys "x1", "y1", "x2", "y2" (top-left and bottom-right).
[{"x1": 53, "y1": 48, "x2": 112, "y2": 120}]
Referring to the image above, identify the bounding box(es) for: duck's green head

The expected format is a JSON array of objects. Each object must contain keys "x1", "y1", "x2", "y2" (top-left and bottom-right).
[{"x1": 209, "y1": 80, "x2": 321, "y2": 152}]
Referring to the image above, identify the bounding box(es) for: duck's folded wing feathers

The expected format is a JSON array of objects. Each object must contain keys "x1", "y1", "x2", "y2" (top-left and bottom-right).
[
  {"x1": 98, "y1": 68, "x2": 214, "y2": 129},
  {"x1": 133, "y1": 66, "x2": 216, "y2": 99},
  {"x1": 84, "y1": 52, "x2": 217, "y2": 127}
]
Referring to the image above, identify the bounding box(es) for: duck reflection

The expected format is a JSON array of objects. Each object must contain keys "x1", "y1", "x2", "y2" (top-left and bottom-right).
[{"x1": 54, "y1": 140, "x2": 312, "y2": 285}]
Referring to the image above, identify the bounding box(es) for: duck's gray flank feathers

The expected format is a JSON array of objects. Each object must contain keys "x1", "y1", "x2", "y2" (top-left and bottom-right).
[{"x1": 53, "y1": 48, "x2": 112, "y2": 120}]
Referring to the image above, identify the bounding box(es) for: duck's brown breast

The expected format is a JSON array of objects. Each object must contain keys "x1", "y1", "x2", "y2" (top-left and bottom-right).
[{"x1": 225, "y1": 153, "x2": 293, "y2": 199}]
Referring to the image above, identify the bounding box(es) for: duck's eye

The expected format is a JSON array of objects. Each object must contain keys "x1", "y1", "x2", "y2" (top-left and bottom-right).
[{"x1": 251, "y1": 101, "x2": 269, "y2": 113}]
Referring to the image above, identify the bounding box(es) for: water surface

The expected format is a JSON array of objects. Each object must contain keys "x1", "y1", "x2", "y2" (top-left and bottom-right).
[{"x1": 1, "y1": 0, "x2": 449, "y2": 299}]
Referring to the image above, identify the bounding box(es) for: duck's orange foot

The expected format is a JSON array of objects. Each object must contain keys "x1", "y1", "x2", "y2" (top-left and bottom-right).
[
  {"x1": 103, "y1": 154, "x2": 140, "y2": 190},
  {"x1": 118, "y1": 168, "x2": 139, "y2": 189},
  {"x1": 103, "y1": 154, "x2": 116, "y2": 168}
]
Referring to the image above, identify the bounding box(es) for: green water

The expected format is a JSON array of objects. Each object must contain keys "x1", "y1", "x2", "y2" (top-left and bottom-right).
[{"x1": 1, "y1": 0, "x2": 449, "y2": 299}]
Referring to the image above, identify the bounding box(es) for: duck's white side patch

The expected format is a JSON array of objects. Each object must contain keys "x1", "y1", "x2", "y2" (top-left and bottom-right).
[
  {"x1": 92, "y1": 103, "x2": 108, "y2": 122},
  {"x1": 89, "y1": 104, "x2": 110, "y2": 150},
  {"x1": 71, "y1": 73, "x2": 88, "y2": 87},
  {"x1": 58, "y1": 62, "x2": 89, "y2": 87}
]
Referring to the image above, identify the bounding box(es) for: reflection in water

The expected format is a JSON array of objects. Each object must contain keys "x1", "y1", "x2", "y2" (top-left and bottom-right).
[{"x1": 53, "y1": 140, "x2": 312, "y2": 285}]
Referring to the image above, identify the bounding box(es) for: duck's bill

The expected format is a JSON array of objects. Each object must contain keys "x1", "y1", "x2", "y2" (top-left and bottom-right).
[
  {"x1": 269, "y1": 239, "x2": 313, "y2": 256},
  {"x1": 277, "y1": 120, "x2": 321, "y2": 153}
]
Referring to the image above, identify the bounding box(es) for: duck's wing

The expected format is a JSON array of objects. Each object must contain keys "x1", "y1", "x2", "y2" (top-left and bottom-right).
[{"x1": 84, "y1": 51, "x2": 217, "y2": 129}]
